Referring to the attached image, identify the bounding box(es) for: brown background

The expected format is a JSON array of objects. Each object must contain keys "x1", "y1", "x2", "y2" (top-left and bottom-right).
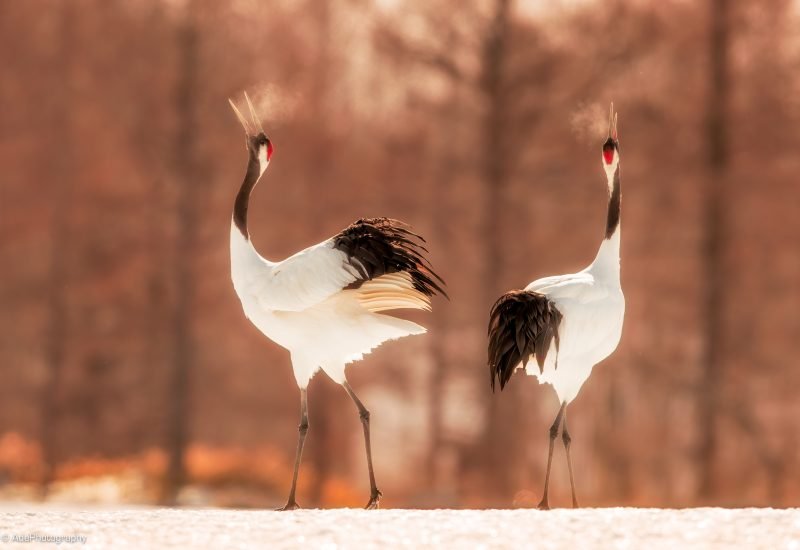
[{"x1": 0, "y1": 0, "x2": 798, "y2": 508}]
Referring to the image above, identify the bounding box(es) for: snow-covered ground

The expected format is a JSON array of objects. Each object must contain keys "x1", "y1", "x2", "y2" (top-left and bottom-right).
[{"x1": 0, "y1": 507, "x2": 797, "y2": 549}]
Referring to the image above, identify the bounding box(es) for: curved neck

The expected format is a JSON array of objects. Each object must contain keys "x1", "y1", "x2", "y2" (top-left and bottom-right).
[
  {"x1": 591, "y1": 163, "x2": 621, "y2": 280},
  {"x1": 233, "y1": 154, "x2": 263, "y2": 239},
  {"x1": 605, "y1": 163, "x2": 621, "y2": 239}
]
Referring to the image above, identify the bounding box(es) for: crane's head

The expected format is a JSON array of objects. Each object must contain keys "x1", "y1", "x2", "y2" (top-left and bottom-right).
[
  {"x1": 602, "y1": 103, "x2": 619, "y2": 174},
  {"x1": 229, "y1": 92, "x2": 274, "y2": 175}
]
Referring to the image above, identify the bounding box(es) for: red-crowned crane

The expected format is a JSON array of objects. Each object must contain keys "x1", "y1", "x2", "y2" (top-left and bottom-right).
[
  {"x1": 228, "y1": 93, "x2": 446, "y2": 510},
  {"x1": 487, "y1": 104, "x2": 624, "y2": 509}
]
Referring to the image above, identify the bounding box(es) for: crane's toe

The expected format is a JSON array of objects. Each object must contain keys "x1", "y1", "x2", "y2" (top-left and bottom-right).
[
  {"x1": 364, "y1": 489, "x2": 383, "y2": 510},
  {"x1": 276, "y1": 500, "x2": 302, "y2": 511}
]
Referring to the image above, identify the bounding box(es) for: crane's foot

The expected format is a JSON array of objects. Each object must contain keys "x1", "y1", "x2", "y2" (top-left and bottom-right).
[
  {"x1": 537, "y1": 497, "x2": 550, "y2": 510},
  {"x1": 364, "y1": 489, "x2": 383, "y2": 510},
  {"x1": 276, "y1": 500, "x2": 301, "y2": 511},
  {"x1": 572, "y1": 497, "x2": 579, "y2": 509}
]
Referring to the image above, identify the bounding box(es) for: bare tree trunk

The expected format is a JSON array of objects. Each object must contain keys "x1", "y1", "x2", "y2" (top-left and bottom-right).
[
  {"x1": 425, "y1": 289, "x2": 449, "y2": 493},
  {"x1": 161, "y1": 1, "x2": 199, "y2": 505},
  {"x1": 305, "y1": 0, "x2": 336, "y2": 508},
  {"x1": 424, "y1": 89, "x2": 460, "y2": 491},
  {"x1": 606, "y1": 372, "x2": 632, "y2": 500},
  {"x1": 425, "y1": 311, "x2": 448, "y2": 490},
  {"x1": 140, "y1": 3, "x2": 171, "y2": 464},
  {"x1": 479, "y1": 0, "x2": 519, "y2": 501},
  {"x1": 40, "y1": 1, "x2": 75, "y2": 496},
  {"x1": 698, "y1": 0, "x2": 730, "y2": 501}
]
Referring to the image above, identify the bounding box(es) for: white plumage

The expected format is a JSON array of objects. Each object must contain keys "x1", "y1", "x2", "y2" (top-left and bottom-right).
[
  {"x1": 231, "y1": 230, "x2": 429, "y2": 386},
  {"x1": 487, "y1": 104, "x2": 624, "y2": 509},
  {"x1": 522, "y1": 230, "x2": 624, "y2": 403},
  {"x1": 227, "y1": 93, "x2": 444, "y2": 510}
]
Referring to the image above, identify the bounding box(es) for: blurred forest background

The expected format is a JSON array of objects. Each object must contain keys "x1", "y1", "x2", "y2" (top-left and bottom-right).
[{"x1": 1, "y1": 0, "x2": 798, "y2": 509}]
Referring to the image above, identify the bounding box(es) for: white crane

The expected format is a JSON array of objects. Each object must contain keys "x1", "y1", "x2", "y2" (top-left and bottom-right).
[
  {"x1": 487, "y1": 104, "x2": 624, "y2": 509},
  {"x1": 227, "y1": 94, "x2": 445, "y2": 510}
]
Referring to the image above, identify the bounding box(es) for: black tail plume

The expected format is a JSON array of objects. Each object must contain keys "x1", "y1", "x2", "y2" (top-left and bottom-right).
[{"x1": 488, "y1": 290, "x2": 562, "y2": 391}]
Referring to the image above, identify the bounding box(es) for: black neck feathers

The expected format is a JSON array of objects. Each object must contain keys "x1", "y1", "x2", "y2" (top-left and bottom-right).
[
  {"x1": 605, "y1": 165, "x2": 621, "y2": 239},
  {"x1": 233, "y1": 154, "x2": 261, "y2": 238}
]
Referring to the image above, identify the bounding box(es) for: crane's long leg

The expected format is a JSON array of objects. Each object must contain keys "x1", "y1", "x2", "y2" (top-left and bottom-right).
[
  {"x1": 562, "y1": 406, "x2": 579, "y2": 508},
  {"x1": 343, "y1": 381, "x2": 382, "y2": 509},
  {"x1": 538, "y1": 401, "x2": 566, "y2": 510},
  {"x1": 278, "y1": 388, "x2": 309, "y2": 511}
]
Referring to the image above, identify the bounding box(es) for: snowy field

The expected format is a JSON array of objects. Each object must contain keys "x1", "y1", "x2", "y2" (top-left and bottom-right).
[{"x1": 0, "y1": 507, "x2": 797, "y2": 549}]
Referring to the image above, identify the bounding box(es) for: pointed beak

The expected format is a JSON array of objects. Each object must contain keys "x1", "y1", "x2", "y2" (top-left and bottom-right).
[
  {"x1": 229, "y1": 98, "x2": 252, "y2": 136},
  {"x1": 244, "y1": 91, "x2": 265, "y2": 135},
  {"x1": 229, "y1": 91, "x2": 267, "y2": 137},
  {"x1": 607, "y1": 102, "x2": 618, "y2": 141}
]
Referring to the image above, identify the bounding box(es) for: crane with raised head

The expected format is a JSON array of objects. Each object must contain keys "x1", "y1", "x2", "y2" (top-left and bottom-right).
[
  {"x1": 487, "y1": 104, "x2": 625, "y2": 509},
  {"x1": 228, "y1": 93, "x2": 446, "y2": 510}
]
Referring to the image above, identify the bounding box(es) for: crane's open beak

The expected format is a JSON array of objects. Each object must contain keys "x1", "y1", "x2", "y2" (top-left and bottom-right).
[
  {"x1": 229, "y1": 98, "x2": 252, "y2": 135},
  {"x1": 228, "y1": 91, "x2": 265, "y2": 137},
  {"x1": 607, "y1": 102, "x2": 618, "y2": 141}
]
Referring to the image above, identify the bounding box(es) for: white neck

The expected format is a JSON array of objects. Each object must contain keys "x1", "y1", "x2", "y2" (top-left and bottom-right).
[
  {"x1": 589, "y1": 225, "x2": 620, "y2": 282},
  {"x1": 603, "y1": 156, "x2": 619, "y2": 191},
  {"x1": 257, "y1": 145, "x2": 269, "y2": 176},
  {"x1": 230, "y1": 219, "x2": 272, "y2": 281}
]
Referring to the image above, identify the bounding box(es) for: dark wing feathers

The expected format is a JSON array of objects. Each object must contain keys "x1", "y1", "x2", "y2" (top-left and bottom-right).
[
  {"x1": 333, "y1": 218, "x2": 447, "y2": 298},
  {"x1": 488, "y1": 290, "x2": 562, "y2": 391}
]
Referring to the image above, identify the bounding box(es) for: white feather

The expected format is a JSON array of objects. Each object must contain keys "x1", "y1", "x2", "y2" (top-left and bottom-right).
[
  {"x1": 255, "y1": 240, "x2": 361, "y2": 312},
  {"x1": 522, "y1": 229, "x2": 624, "y2": 403},
  {"x1": 231, "y1": 224, "x2": 426, "y2": 388}
]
